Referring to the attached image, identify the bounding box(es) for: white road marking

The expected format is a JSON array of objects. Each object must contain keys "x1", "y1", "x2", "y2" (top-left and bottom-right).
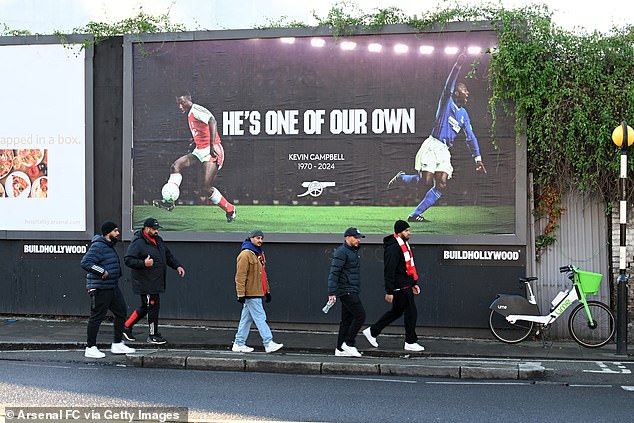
[
  {"x1": 583, "y1": 361, "x2": 632, "y2": 374},
  {"x1": 425, "y1": 381, "x2": 529, "y2": 386},
  {"x1": 569, "y1": 384, "x2": 613, "y2": 388},
  {"x1": 311, "y1": 375, "x2": 417, "y2": 383},
  {"x1": 616, "y1": 362, "x2": 632, "y2": 374},
  {"x1": 621, "y1": 386, "x2": 634, "y2": 391}
]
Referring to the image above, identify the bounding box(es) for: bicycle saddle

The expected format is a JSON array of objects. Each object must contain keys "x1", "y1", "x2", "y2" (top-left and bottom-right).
[{"x1": 519, "y1": 277, "x2": 538, "y2": 282}]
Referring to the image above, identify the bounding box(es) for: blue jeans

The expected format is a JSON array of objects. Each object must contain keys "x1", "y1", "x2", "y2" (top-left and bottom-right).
[{"x1": 234, "y1": 298, "x2": 273, "y2": 347}]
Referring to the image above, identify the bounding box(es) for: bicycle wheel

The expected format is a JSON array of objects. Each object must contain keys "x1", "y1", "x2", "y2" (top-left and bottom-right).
[
  {"x1": 489, "y1": 310, "x2": 534, "y2": 343},
  {"x1": 568, "y1": 301, "x2": 615, "y2": 348}
]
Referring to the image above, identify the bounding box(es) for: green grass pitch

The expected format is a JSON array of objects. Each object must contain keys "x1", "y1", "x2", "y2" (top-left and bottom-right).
[{"x1": 133, "y1": 205, "x2": 515, "y2": 235}]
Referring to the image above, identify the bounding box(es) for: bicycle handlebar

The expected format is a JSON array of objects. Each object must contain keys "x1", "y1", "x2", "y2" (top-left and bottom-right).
[{"x1": 559, "y1": 265, "x2": 573, "y2": 273}]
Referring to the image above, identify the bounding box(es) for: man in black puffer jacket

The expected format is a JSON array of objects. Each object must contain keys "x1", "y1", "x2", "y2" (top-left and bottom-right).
[
  {"x1": 123, "y1": 217, "x2": 185, "y2": 345},
  {"x1": 81, "y1": 221, "x2": 135, "y2": 359},
  {"x1": 327, "y1": 227, "x2": 366, "y2": 357}
]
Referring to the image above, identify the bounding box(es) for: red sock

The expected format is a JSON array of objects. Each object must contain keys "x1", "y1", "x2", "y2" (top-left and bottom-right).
[
  {"x1": 125, "y1": 310, "x2": 139, "y2": 328},
  {"x1": 218, "y1": 196, "x2": 234, "y2": 213},
  {"x1": 210, "y1": 189, "x2": 234, "y2": 212}
]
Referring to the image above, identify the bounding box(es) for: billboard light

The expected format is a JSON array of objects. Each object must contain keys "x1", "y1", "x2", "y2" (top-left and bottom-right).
[
  {"x1": 468, "y1": 46, "x2": 482, "y2": 54},
  {"x1": 394, "y1": 44, "x2": 408, "y2": 54},
  {"x1": 368, "y1": 43, "x2": 382, "y2": 53},
  {"x1": 340, "y1": 41, "x2": 356, "y2": 51},
  {"x1": 311, "y1": 38, "x2": 325, "y2": 47},
  {"x1": 444, "y1": 46, "x2": 459, "y2": 55},
  {"x1": 280, "y1": 37, "x2": 295, "y2": 44},
  {"x1": 419, "y1": 45, "x2": 434, "y2": 54}
]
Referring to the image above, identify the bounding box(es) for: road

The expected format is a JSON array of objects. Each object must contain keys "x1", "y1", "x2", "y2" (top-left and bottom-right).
[{"x1": 1, "y1": 359, "x2": 633, "y2": 422}]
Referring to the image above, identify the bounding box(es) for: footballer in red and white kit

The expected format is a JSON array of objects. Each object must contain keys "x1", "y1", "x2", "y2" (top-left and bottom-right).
[{"x1": 153, "y1": 95, "x2": 236, "y2": 222}]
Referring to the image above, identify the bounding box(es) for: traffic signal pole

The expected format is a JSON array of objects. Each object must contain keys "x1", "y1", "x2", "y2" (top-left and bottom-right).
[{"x1": 615, "y1": 121, "x2": 629, "y2": 355}]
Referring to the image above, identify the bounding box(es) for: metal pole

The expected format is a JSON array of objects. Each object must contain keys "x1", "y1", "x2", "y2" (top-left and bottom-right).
[{"x1": 616, "y1": 120, "x2": 629, "y2": 355}]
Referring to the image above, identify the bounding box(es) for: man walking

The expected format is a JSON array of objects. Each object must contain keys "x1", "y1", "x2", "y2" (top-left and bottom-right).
[
  {"x1": 123, "y1": 218, "x2": 185, "y2": 345},
  {"x1": 363, "y1": 220, "x2": 425, "y2": 352},
  {"x1": 232, "y1": 229, "x2": 283, "y2": 353},
  {"x1": 327, "y1": 227, "x2": 366, "y2": 357},
  {"x1": 81, "y1": 221, "x2": 135, "y2": 358}
]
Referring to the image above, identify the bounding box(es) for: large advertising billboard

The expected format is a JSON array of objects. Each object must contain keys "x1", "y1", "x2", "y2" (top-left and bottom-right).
[
  {"x1": 125, "y1": 26, "x2": 523, "y2": 243},
  {"x1": 0, "y1": 41, "x2": 92, "y2": 238}
]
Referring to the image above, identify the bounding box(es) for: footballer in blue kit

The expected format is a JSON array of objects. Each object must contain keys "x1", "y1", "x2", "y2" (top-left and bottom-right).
[{"x1": 388, "y1": 52, "x2": 487, "y2": 223}]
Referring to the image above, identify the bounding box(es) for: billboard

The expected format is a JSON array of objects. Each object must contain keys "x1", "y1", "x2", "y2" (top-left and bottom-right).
[
  {"x1": 0, "y1": 40, "x2": 92, "y2": 238},
  {"x1": 125, "y1": 26, "x2": 524, "y2": 244}
]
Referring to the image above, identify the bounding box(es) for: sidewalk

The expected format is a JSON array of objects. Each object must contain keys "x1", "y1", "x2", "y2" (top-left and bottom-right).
[{"x1": 0, "y1": 316, "x2": 631, "y2": 380}]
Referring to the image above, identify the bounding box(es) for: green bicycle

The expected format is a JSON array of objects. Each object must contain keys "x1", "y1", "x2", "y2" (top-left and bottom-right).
[{"x1": 489, "y1": 265, "x2": 615, "y2": 348}]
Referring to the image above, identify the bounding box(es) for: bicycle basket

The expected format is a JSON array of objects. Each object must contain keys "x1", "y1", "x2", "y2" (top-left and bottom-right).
[{"x1": 575, "y1": 270, "x2": 603, "y2": 295}]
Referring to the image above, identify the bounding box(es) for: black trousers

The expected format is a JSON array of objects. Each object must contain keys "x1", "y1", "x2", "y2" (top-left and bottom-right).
[
  {"x1": 125, "y1": 294, "x2": 161, "y2": 335},
  {"x1": 337, "y1": 292, "x2": 366, "y2": 348},
  {"x1": 86, "y1": 287, "x2": 127, "y2": 347},
  {"x1": 370, "y1": 288, "x2": 418, "y2": 344}
]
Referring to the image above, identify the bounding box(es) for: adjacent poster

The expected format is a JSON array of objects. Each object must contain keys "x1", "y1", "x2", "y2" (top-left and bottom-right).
[
  {"x1": 0, "y1": 43, "x2": 86, "y2": 232},
  {"x1": 130, "y1": 30, "x2": 518, "y2": 237}
]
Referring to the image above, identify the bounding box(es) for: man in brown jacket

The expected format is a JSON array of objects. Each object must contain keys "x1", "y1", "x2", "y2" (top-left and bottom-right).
[{"x1": 232, "y1": 229, "x2": 283, "y2": 353}]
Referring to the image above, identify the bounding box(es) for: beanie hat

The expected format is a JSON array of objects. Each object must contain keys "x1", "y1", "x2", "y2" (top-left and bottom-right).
[
  {"x1": 101, "y1": 221, "x2": 118, "y2": 236},
  {"x1": 394, "y1": 219, "x2": 409, "y2": 234},
  {"x1": 248, "y1": 229, "x2": 264, "y2": 238}
]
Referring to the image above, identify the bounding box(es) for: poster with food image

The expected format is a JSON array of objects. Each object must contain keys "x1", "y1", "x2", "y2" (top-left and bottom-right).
[
  {"x1": 0, "y1": 42, "x2": 86, "y2": 232},
  {"x1": 0, "y1": 149, "x2": 48, "y2": 199}
]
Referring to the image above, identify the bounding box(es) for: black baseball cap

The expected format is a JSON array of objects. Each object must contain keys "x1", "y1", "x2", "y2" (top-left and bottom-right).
[
  {"x1": 143, "y1": 217, "x2": 162, "y2": 229},
  {"x1": 344, "y1": 227, "x2": 365, "y2": 238}
]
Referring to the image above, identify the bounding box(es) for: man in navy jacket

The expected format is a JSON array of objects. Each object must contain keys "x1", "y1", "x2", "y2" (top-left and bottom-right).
[
  {"x1": 81, "y1": 221, "x2": 135, "y2": 358},
  {"x1": 327, "y1": 227, "x2": 366, "y2": 357}
]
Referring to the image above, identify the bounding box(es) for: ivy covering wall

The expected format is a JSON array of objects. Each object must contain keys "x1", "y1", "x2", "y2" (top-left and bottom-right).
[{"x1": 309, "y1": 2, "x2": 634, "y2": 253}]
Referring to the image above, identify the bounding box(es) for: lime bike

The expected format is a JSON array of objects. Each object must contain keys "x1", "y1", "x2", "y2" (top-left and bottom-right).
[{"x1": 489, "y1": 265, "x2": 615, "y2": 348}]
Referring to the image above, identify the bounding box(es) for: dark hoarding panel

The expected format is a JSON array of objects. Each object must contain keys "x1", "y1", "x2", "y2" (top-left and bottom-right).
[
  {"x1": 123, "y1": 25, "x2": 524, "y2": 244},
  {"x1": 0, "y1": 239, "x2": 525, "y2": 329}
]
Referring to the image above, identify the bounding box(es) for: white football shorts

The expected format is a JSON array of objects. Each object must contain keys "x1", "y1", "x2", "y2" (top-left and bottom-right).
[
  {"x1": 414, "y1": 135, "x2": 453, "y2": 178},
  {"x1": 192, "y1": 144, "x2": 224, "y2": 169}
]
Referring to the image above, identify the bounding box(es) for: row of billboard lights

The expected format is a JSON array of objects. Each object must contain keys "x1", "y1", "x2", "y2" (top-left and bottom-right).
[{"x1": 278, "y1": 37, "x2": 484, "y2": 55}]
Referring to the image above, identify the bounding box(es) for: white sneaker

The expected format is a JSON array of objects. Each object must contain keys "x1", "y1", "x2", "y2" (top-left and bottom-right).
[
  {"x1": 341, "y1": 342, "x2": 362, "y2": 357},
  {"x1": 232, "y1": 343, "x2": 254, "y2": 353},
  {"x1": 264, "y1": 341, "x2": 283, "y2": 353},
  {"x1": 110, "y1": 342, "x2": 136, "y2": 354},
  {"x1": 335, "y1": 348, "x2": 354, "y2": 357},
  {"x1": 362, "y1": 327, "x2": 378, "y2": 348},
  {"x1": 84, "y1": 346, "x2": 105, "y2": 359},
  {"x1": 404, "y1": 342, "x2": 425, "y2": 352}
]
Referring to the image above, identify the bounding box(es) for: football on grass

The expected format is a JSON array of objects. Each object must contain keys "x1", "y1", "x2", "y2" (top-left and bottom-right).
[{"x1": 161, "y1": 182, "x2": 180, "y2": 202}]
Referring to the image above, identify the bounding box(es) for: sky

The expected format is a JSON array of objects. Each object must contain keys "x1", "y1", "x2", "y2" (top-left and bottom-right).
[{"x1": 0, "y1": 0, "x2": 632, "y2": 35}]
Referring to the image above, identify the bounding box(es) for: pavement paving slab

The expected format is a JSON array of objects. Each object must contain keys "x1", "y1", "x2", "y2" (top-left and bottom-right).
[{"x1": 0, "y1": 316, "x2": 631, "y2": 380}]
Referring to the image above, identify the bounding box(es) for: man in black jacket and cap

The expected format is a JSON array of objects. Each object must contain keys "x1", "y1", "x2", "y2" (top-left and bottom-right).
[
  {"x1": 327, "y1": 227, "x2": 366, "y2": 357},
  {"x1": 363, "y1": 219, "x2": 425, "y2": 352},
  {"x1": 123, "y1": 217, "x2": 185, "y2": 344}
]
